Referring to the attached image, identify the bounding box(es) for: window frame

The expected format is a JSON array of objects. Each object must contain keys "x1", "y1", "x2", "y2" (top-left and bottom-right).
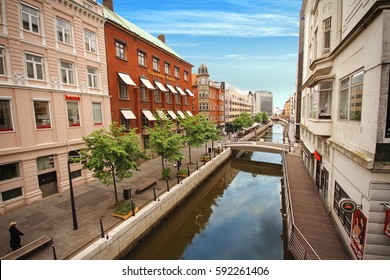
[
  {"x1": 152, "y1": 56, "x2": 160, "y2": 72},
  {"x1": 174, "y1": 66, "x2": 180, "y2": 79},
  {"x1": 84, "y1": 29, "x2": 96, "y2": 53},
  {"x1": 138, "y1": 50, "x2": 146, "y2": 66},
  {"x1": 164, "y1": 62, "x2": 170, "y2": 75},
  {"x1": 66, "y1": 101, "x2": 80, "y2": 127},
  {"x1": 25, "y1": 52, "x2": 44, "y2": 80},
  {"x1": 0, "y1": 46, "x2": 5, "y2": 76},
  {"x1": 92, "y1": 102, "x2": 103, "y2": 125},
  {"x1": 338, "y1": 70, "x2": 364, "y2": 122},
  {"x1": 119, "y1": 78, "x2": 128, "y2": 100},
  {"x1": 21, "y1": 2, "x2": 39, "y2": 34},
  {"x1": 56, "y1": 17, "x2": 71, "y2": 44},
  {"x1": 33, "y1": 100, "x2": 52, "y2": 129},
  {"x1": 0, "y1": 98, "x2": 14, "y2": 132},
  {"x1": 323, "y1": 17, "x2": 331, "y2": 52},
  {"x1": 87, "y1": 66, "x2": 98, "y2": 88},
  {"x1": 60, "y1": 60, "x2": 75, "y2": 84},
  {"x1": 115, "y1": 40, "x2": 126, "y2": 59}
]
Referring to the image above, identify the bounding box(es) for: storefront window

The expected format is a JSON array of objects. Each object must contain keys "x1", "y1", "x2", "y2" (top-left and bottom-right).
[
  {"x1": 67, "y1": 101, "x2": 80, "y2": 127},
  {"x1": 34, "y1": 100, "x2": 51, "y2": 129},
  {"x1": 37, "y1": 155, "x2": 54, "y2": 171}
]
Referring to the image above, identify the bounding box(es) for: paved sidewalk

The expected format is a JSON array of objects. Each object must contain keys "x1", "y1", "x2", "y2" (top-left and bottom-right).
[{"x1": 0, "y1": 141, "x2": 225, "y2": 260}]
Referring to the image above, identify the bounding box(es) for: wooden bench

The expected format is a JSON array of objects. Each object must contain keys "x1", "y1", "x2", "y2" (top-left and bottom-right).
[
  {"x1": 132, "y1": 180, "x2": 158, "y2": 194},
  {"x1": 0, "y1": 235, "x2": 52, "y2": 260}
]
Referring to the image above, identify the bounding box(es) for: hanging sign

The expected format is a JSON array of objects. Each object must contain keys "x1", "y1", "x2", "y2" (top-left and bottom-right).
[
  {"x1": 350, "y1": 209, "x2": 367, "y2": 260},
  {"x1": 339, "y1": 198, "x2": 358, "y2": 213},
  {"x1": 385, "y1": 208, "x2": 390, "y2": 238},
  {"x1": 314, "y1": 150, "x2": 322, "y2": 161}
]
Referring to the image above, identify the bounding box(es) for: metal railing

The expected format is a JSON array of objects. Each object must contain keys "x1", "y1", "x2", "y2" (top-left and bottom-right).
[{"x1": 281, "y1": 150, "x2": 321, "y2": 260}]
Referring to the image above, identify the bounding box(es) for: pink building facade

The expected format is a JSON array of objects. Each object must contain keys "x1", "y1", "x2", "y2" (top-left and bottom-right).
[{"x1": 0, "y1": 0, "x2": 111, "y2": 214}]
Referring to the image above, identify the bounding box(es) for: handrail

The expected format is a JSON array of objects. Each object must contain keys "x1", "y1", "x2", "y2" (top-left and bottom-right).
[{"x1": 282, "y1": 150, "x2": 321, "y2": 260}]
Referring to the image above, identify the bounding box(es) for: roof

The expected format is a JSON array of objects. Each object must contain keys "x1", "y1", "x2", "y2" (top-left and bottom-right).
[{"x1": 103, "y1": 7, "x2": 188, "y2": 64}]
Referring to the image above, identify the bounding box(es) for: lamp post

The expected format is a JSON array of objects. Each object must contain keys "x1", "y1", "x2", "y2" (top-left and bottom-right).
[{"x1": 66, "y1": 140, "x2": 78, "y2": 230}]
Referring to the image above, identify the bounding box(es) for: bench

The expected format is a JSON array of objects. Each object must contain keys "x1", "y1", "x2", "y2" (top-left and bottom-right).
[
  {"x1": 133, "y1": 180, "x2": 158, "y2": 194},
  {"x1": 0, "y1": 235, "x2": 52, "y2": 260}
]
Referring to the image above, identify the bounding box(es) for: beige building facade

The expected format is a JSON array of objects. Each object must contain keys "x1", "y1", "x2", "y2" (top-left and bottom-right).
[
  {"x1": 0, "y1": 0, "x2": 111, "y2": 214},
  {"x1": 299, "y1": 0, "x2": 390, "y2": 259}
]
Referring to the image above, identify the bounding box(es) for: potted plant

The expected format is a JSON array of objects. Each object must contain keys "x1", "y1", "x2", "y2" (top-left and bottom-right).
[
  {"x1": 113, "y1": 202, "x2": 138, "y2": 219},
  {"x1": 177, "y1": 168, "x2": 189, "y2": 178},
  {"x1": 201, "y1": 154, "x2": 210, "y2": 162}
]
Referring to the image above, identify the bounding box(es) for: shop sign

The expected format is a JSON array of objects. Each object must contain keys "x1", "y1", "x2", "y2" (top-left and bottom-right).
[
  {"x1": 65, "y1": 95, "x2": 80, "y2": 101},
  {"x1": 385, "y1": 208, "x2": 390, "y2": 238},
  {"x1": 350, "y1": 209, "x2": 367, "y2": 260},
  {"x1": 314, "y1": 150, "x2": 322, "y2": 161},
  {"x1": 339, "y1": 198, "x2": 358, "y2": 213}
]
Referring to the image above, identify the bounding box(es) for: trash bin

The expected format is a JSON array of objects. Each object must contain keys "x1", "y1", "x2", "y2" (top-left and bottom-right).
[
  {"x1": 208, "y1": 147, "x2": 211, "y2": 153},
  {"x1": 123, "y1": 188, "x2": 131, "y2": 200}
]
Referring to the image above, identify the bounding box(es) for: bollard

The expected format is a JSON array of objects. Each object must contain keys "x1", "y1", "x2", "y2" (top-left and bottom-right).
[
  {"x1": 166, "y1": 179, "x2": 170, "y2": 192},
  {"x1": 99, "y1": 216, "x2": 104, "y2": 238},
  {"x1": 131, "y1": 200, "x2": 135, "y2": 216},
  {"x1": 153, "y1": 186, "x2": 157, "y2": 201},
  {"x1": 196, "y1": 161, "x2": 199, "y2": 170},
  {"x1": 177, "y1": 176, "x2": 180, "y2": 184},
  {"x1": 187, "y1": 167, "x2": 190, "y2": 176},
  {"x1": 52, "y1": 244, "x2": 57, "y2": 260}
]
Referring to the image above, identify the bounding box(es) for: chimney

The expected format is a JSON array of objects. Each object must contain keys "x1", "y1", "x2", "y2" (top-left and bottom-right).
[
  {"x1": 158, "y1": 34, "x2": 166, "y2": 43},
  {"x1": 102, "y1": 0, "x2": 113, "y2": 11}
]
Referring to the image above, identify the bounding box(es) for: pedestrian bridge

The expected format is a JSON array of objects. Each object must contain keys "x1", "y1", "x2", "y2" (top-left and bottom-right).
[{"x1": 225, "y1": 140, "x2": 290, "y2": 154}]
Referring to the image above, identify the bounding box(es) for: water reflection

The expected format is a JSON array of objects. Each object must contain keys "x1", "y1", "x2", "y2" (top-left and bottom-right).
[{"x1": 124, "y1": 152, "x2": 284, "y2": 260}]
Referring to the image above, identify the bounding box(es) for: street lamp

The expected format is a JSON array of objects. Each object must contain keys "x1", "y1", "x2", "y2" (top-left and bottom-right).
[{"x1": 66, "y1": 140, "x2": 78, "y2": 230}]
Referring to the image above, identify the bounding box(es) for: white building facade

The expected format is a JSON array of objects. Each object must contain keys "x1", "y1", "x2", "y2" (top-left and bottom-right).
[
  {"x1": 299, "y1": 0, "x2": 390, "y2": 259},
  {"x1": 0, "y1": 0, "x2": 111, "y2": 214}
]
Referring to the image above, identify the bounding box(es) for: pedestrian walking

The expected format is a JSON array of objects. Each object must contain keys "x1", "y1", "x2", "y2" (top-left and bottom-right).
[{"x1": 9, "y1": 221, "x2": 24, "y2": 251}]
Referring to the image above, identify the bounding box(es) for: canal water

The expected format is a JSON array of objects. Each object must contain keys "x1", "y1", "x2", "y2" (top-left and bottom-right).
[{"x1": 124, "y1": 124, "x2": 288, "y2": 260}]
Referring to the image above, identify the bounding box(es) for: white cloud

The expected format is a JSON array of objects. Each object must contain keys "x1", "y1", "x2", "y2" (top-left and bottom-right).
[{"x1": 119, "y1": 9, "x2": 299, "y2": 38}]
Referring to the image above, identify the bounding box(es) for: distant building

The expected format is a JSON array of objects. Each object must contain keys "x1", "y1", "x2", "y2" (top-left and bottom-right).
[
  {"x1": 253, "y1": 91, "x2": 273, "y2": 117},
  {"x1": 0, "y1": 0, "x2": 111, "y2": 213},
  {"x1": 192, "y1": 64, "x2": 224, "y2": 127}
]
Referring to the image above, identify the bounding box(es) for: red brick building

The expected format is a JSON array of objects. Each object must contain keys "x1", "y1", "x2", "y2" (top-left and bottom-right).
[{"x1": 102, "y1": 0, "x2": 194, "y2": 148}]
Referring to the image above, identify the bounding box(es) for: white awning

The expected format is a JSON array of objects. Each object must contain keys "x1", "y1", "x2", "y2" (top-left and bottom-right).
[
  {"x1": 167, "y1": 110, "x2": 177, "y2": 120},
  {"x1": 142, "y1": 110, "x2": 156, "y2": 121},
  {"x1": 155, "y1": 81, "x2": 168, "y2": 92},
  {"x1": 176, "y1": 87, "x2": 186, "y2": 96},
  {"x1": 120, "y1": 109, "x2": 136, "y2": 120},
  {"x1": 140, "y1": 78, "x2": 155, "y2": 90},
  {"x1": 118, "y1": 72, "x2": 137, "y2": 86},
  {"x1": 177, "y1": 111, "x2": 185, "y2": 118},
  {"x1": 185, "y1": 89, "x2": 194, "y2": 97},
  {"x1": 156, "y1": 110, "x2": 168, "y2": 120},
  {"x1": 166, "y1": 84, "x2": 177, "y2": 93},
  {"x1": 186, "y1": 111, "x2": 193, "y2": 117}
]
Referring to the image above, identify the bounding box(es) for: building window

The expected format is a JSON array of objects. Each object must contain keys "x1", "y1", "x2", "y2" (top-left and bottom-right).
[
  {"x1": 26, "y1": 53, "x2": 44, "y2": 80},
  {"x1": 176, "y1": 93, "x2": 181, "y2": 105},
  {"x1": 185, "y1": 94, "x2": 189, "y2": 105},
  {"x1": 56, "y1": 17, "x2": 71, "y2": 44},
  {"x1": 154, "y1": 88, "x2": 161, "y2": 103},
  {"x1": 119, "y1": 78, "x2": 128, "y2": 99},
  {"x1": 0, "y1": 46, "x2": 5, "y2": 75},
  {"x1": 310, "y1": 81, "x2": 332, "y2": 119},
  {"x1": 0, "y1": 162, "x2": 20, "y2": 181},
  {"x1": 138, "y1": 50, "x2": 146, "y2": 66},
  {"x1": 33, "y1": 100, "x2": 51, "y2": 129},
  {"x1": 70, "y1": 170, "x2": 82, "y2": 179},
  {"x1": 164, "y1": 62, "x2": 170, "y2": 75},
  {"x1": 120, "y1": 113, "x2": 130, "y2": 131},
  {"x1": 174, "y1": 66, "x2": 180, "y2": 79},
  {"x1": 115, "y1": 41, "x2": 125, "y2": 59},
  {"x1": 140, "y1": 84, "x2": 147, "y2": 101},
  {"x1": 152, "y1": 57, "x2": 160, "y2": 71},
  {"x1": 37, "y1": 155, "x2": 55, "y2": 171},
  {"x1": 1, "y1": 187, "x2": 23, "y2": 201},
  {"x1": 60, "y1": 61, "x2": 74, "y2": 84},
  {"x1": 92, "y1": 103, "x2": 102, "y2": 125},
  {"x1": 339, "y1": 70, "x2": 363, "y2": 121},
  {"x1": 333, "y1": 181, "x2": 352, "y2": 235},
  {"x1": 184, "y1": 70, "x2": 189, "y2": 81},
  {"x1": 166, "y1": 91, "x2": 171, "y2": 104},
  {"x1": 21, "y1": 3, "x2": 39, "y2": 33},
  {"x1": 323, "y1": 17, "x2": 331, "y2": 53},
  {"x1": 67, "y1": 101, "x2": 80, "y2": 127},
  {"x1": 0, "y1": 99, "x2": 13, "y2": 131},
  {"x1": 87, "y1": 66, "x2": 98, "y2": 88},
  {"x1": 84, "y1": 29, "x2": 96, "y2": 53}
]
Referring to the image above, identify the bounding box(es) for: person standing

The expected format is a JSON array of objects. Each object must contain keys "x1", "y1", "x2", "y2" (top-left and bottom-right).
[{"x1": 9, "y1": 222, "x2": 24, "y2": 251}]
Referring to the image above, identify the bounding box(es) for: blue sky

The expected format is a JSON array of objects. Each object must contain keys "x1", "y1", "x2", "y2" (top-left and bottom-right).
[{"x1": 105, "y1": 0, "x2": 301, "y2": 108}]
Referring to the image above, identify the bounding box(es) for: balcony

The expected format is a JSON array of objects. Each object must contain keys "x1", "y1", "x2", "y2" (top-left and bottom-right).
[{"x1": 307, "y1": 117, "x2": 332, "y2": 136}]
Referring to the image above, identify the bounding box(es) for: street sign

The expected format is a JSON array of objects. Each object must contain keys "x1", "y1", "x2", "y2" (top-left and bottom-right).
[{"x1": 339, "y1": 198, "x2": 358, "y2": 213}]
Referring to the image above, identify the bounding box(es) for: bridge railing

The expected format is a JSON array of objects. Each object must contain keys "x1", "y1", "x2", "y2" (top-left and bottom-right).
[{"x1": 281, "y1": 151, "x2": 321, "y2": 260}]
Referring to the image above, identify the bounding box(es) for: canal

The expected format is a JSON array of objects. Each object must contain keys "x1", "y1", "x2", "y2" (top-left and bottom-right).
[{"x1": 123, "y1": 124, "x2": 289, "y2": 260}]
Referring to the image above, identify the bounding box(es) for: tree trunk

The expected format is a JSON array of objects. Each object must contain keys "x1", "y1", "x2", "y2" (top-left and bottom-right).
[
  {"x1": 112, "y1": 169, "x2": 118, "y2": 205},
  {"x1": 188, "y1": 144, "x2": 192, "y2": 163}
]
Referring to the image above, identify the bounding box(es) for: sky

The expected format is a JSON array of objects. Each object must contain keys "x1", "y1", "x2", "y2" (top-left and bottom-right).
[{"x1": 105, "y1": 0, "x2": 302, "y2": 108}]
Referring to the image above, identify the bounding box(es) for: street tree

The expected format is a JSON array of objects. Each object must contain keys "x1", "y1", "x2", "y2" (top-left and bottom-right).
[
  {"x1": 148, "y1": 114, "x2": 185, "y2": 176},
  {"x1": 233, "y1": 112, "x2": 254, "y2": 131},
  {"x1": 77, "y1": 122, "x2": 147, "y2": 204}
]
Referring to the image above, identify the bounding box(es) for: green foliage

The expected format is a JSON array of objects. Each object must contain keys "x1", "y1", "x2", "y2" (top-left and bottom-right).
[
  {"x1": 162, "y1": 167, "x2": 171, "y2": 180},
  {"x1": 179, "y1": 114, "x2": 208, "y2": 148},
  {"x1": 233, "y1": 112, "x2": 254, "y2": 131},
  {"x1": 261, "y1": 112, "x2": 269, "y2": 122},
  {"x1": 148, "y1": 116, "x2": 185, "y2": 168},
  {"x1": 254, "y1": 113, "x2": 263, "y2": 123},
  {"x1": 77, "y1": 122, "x2": 148, "y2": 204},
  {"x1": 114, "y1": 202, "x2": 136, "y2": 216}
]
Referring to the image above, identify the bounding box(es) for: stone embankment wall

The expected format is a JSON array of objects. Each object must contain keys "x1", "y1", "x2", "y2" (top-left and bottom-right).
[{"x1": 71, "y1": 148, "x2": 232, "y2": 260}]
